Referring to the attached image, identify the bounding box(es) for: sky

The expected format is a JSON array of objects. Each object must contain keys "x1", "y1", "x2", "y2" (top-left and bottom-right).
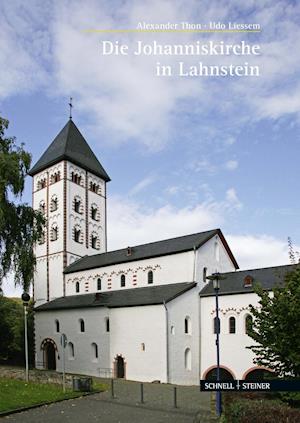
[{"x1": 1, "y1": 0, "x2": 300, "y2": 296}]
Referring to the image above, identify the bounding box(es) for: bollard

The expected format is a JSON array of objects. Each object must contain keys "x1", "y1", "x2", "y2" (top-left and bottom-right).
[
  {"x1": 111, "y1": 378, "x2": 115, "y2": 398},
  {"x1": 173, "y1": 386, "x2": 177, "y2": 408},
  {"x1": 140, "y1": 383, "x2": 144, "y2": 404}
]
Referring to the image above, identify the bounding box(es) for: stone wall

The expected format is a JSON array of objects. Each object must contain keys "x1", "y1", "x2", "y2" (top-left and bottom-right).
[{"x1": 0, "y1": 366, "x2": 73, "y2": 387}]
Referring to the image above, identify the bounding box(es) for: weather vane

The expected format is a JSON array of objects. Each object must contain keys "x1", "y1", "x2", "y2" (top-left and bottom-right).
[{"x1": 69, "y1": 97, "x2": 73, "y2": 120}]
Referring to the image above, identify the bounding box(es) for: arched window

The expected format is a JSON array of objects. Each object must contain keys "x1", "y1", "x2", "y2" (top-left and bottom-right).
[
  {"x1": 214, "y1": 241, "x2": 220, "y2": 262},
  {"x1": 91, "y1": 233, "x2": 100, "y2": 250},
  {"x1": 50, "y1": 172, "x2": 60, "y2": 184},
  {"x1": 50, "y1": 195, "x2": 58, "y2": 212},
  {"x1": 184, "y1": 348, "x2": 191, "y2": 370},
  {"x1": 245, "y1": 314, "x2": 253, "y2": 335},
  {"x1": 38, "y1": 231, "x2": 46, "y2": 245},
  {"x1": 97, "y1": 278, "x2": 101, "y2": 291},
  {"x1": 171, "y1": 326, "x2": 175, "y2": 335},
  {"x1": 213, "y1": 317, "x2": 220, "y2": 334},
  {"x1": 71, "y1": 172, "x2": 82, "y2": 185},
  {"x1": 91, "y1": 343, "x2": 98, "y2": 360},
  {"x1": 74, "y1": 226, "x2": 82, "y2": 243},
  {"x1": 89, "y1": 182, "x2": 100, "y2": 194},
  {"x1": 203, "y1": 267, "x2": 207, "y2": 282},
  {"x1": 120, "y1": 274, "x2": 126, "y2": 287},
  {"x1": 147, "y1": 270, "x2": 153, "y2": 284},
  {"x1": 79, "y1": 319, "x2": 85, "y2": 333},
  {"x1": 229, "y1": 317, "x2": 236, "y2": 334},
  {"x1": 91, "y1": 205, "x2": 99, "y2": 221},
  {"x1": 184, "y1": 316, "x2": 191, "y2": 334},
  {"x1": 68, "y1": 342, "x2": 74, "y2": 359},
  {"x1": 205, "y1": 367, "x2": 234, "y2": 381},
  {"x1": 55, "y1": 319, "x2": 60, "y2": 333},
  {"x1": 74, "y1": 197, "x2": 82, "y2": 214},
  {"x1": 39, "y1": 200, "x2": 46, "y2": 215},
  {"x1": 75, "y1": 281, "x2": 80, "y2": 293},
  {"x1": 105, "y1": 317, "x2": 110, "y2": 332},
  {"x1": 37, "y1": 178, "x2": 46, "y2": 190},
  {"x1": 141, "y1": 343, "x2": 145, "y2": 351},
  {"x1": 50, "y1": 224, "x2": 58, "y2": 241},
  {"x1": 245, "y1": 369, "x2": 274, "y2": 381}
]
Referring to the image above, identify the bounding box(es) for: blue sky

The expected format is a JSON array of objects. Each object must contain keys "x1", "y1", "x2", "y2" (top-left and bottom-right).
[{"x1": 1, "y1": 0, "x2": 300, "y2": 295}]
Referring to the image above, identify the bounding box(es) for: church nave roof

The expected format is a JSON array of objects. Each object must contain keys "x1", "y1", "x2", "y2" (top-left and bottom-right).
[{"x1": 35, "y1": 281, "x2": 196, "y2": 311}]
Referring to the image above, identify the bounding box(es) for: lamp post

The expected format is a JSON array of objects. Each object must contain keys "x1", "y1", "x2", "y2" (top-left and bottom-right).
[
  {"x1": 21, "y1": 292, "x2": 30, "y2": 383},
  {"x1": 206, "y1": 272, "x2": 226, "y2": 417}
]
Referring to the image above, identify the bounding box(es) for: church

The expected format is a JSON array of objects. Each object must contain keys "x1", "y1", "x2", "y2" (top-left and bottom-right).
[{"x1": 31, "y1": 119, "x2": 293, "y2": 385}]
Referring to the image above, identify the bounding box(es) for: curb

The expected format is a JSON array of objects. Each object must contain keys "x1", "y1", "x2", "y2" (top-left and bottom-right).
[{"x1": 0, "y1": 390, "x2": 103, "y2": 418}]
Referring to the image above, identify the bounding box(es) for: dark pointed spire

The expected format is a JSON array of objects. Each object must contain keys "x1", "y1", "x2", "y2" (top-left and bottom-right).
[{"x1": 29, "y1": 120, "x2": 110, "y2": 181}]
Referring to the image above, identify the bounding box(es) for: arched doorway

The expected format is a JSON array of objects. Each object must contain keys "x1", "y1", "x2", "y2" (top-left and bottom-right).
[
  {"x1": 244, "y1": 368, "x2": 274, "y2": 380},
  {"x1": 205, "y1": 367, "x2": 235, "y2": 381},
  {"x1": 41, "y1": 339, "x2": 57, "y2": 370},
  {"x1": 46, "y1": 343, "x2": 56, "y2": 370},
  {"x1": 116, "y1": 356, "x2": 125, "y2": 378}
]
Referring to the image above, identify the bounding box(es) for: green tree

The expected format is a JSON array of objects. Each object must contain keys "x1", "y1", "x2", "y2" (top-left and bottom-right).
[
  {"x1": 0, "y1": 296, "x2": 34, "y2": 365},
  {"x1": 0, "y1": 116, "x2": 44, "y2": 292},
  {"x1": 248, "y1": 266, "x2": 300, "y2": 377}
]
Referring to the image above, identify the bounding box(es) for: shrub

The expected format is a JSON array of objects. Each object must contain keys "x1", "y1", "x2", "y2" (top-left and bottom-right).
[
  {"x1": 278, "y1": 392, "x2": 300, "y2": 408},
  {"x1": 224, "y1": 399, "x2": 300, "y2": 423}
]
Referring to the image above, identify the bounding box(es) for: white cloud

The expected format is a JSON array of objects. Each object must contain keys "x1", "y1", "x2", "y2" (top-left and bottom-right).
[
  {"x1": 225, "y1": 188, "x2": 243, "y2": 211},
  {"x1": 225, "y1": 160, "x2": 238, "y2": 171},
  {"x1": 129, "y1": 175, "x2": 156, "y2": 196},
  {"x1": 165, "y1": 185, "x2": 180, "y2": 196},
  {"x1": 1, "y1": 1, "x2": 300, "y2": 148},
  {"x1": 1, "y1": 274, "x2": 28, "y2": 298},
  {"x1": 3, "y1": 193, "x2": 293, "y2": 297},
  {"x1": 0, "y1": 1, "x2": 51, "y2": 98},
  {"x1": 227, "y1": 234, "x2": 292, "y2": 269},
  {"x1": 107, "y1": 195, "x2": 221, "y2": 248},
  {"x1": 107, "y1": 194, "x2": 293, "y2": 272},
  {"x1": 191, "y1": 159, "x2": 216, "y2": 174}
]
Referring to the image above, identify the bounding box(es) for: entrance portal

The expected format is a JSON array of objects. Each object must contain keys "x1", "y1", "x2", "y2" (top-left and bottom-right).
[
  {"x1": 116, "y1": 356, "x2": 125, "y2": 378},
  {"x1": 45, "y1": 342, "x2": 56, "y2": 370}
]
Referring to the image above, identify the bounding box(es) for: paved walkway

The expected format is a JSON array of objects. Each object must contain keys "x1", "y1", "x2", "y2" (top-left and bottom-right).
[{"x1": 3, "y1": 379, "x2": 213, "y2": 423}]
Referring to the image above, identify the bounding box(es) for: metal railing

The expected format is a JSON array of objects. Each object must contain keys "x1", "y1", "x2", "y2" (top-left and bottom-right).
[{"x1": 98, "y1": 367, "x2": 113, "y2": 378}]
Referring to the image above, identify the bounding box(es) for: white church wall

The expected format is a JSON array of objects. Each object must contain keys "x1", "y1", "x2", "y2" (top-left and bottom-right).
[
  {"x1": 35, "y1": 307, "x2": 110, "y2": 377},
  {"x1": 200, "y1": 292, "x2": 260, "y2": 380},
  {"x1": 32, "y1": 172, "x2": 48, "y2": 258},
  {"x1": 66, "y1": 163, "x2": 107, "y2": 257},
  {"x1": 48, "y1": 179, "x2": 64, "y2": 254},
  {"x1": 67, "y1": 162, "x2": 88, "y2": 258},
  {"x1": 48, "y1": 254, "x2": 64, "y2": 300},
  {"x1": 87, "y1": 171, "x2": 106, "y2": 254},
  {"x1": 33, "y1": 161, "x2": 66, "y2": 305},
  {"x1": 109, "y1": 305, "x2": 167, "y2": 382},
  {"x1": 34, "y1": 258, "x2": 48, "y2": 306},
  {"x1": 195, "y1": 234, "x2": 237, "y2": 290},
  {"x1": 168, "y1": 287, "x2": 200, "y2": 385},
  {"x1": 65, "y1": 250, "x2": 195, "y2": 296}
]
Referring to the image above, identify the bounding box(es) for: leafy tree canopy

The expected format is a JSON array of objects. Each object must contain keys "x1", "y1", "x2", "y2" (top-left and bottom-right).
[
  {"x1": 0, "y1": 116, "x2": 44, "y2": 292},
  {"x1": 0, "y1": 296, "x2": 34, "y2": 365},
  {"x1": 248, "y1": 266, "x2": 300, "y2": 377}
]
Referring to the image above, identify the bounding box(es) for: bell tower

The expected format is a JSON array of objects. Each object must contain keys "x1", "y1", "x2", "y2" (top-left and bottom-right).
[{"x1": 29, "y1": 120, "x2": 110, "y2": 306}]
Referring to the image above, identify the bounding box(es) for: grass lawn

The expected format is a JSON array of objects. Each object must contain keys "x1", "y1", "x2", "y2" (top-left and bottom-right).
[{"x1": 0, "y1": 377, "x2": 107, "y2": 413}]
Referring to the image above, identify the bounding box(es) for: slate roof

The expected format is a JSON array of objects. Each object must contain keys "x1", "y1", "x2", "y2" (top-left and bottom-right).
[
  {"x1": 35, "y1": 282, "x2": 197, "y2": 311},
  {"x1": 199, "y1": 264, "x2": 298, "y2": 297},
  {"x1": 28, "y1": 120, "x2": 110, "y2": 181},
  {"x1": 64, "y1": 229, "x2": 239, "y2": 274}
]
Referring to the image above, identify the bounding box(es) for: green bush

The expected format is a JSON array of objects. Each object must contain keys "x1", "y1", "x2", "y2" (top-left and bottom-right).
[
  {"x1": 278, "y1": 391, "x2": 300, "y2": 408},
  {"x1": 0, "y1": 297, "x2": 34, "y2": 366},
  {"x1": 225, "y1": 399, "x2": 300, "y2": 423}
]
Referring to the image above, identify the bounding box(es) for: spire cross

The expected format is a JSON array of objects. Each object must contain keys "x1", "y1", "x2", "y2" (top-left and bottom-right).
[{"x1": 69, "y1": 97, "x2": 73, "y2": 120}]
